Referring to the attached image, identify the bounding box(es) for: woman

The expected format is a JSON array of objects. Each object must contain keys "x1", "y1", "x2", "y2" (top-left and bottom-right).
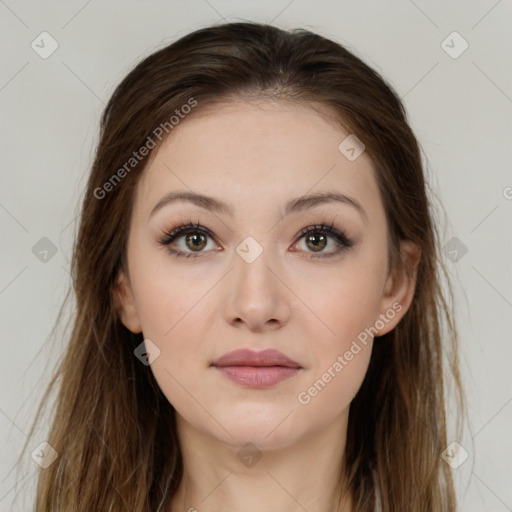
[{"x1": 24, "y1": 21, "x2": 466, "y2": 511}]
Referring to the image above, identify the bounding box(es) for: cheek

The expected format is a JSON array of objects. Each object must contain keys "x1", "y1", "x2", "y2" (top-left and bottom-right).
[
  {"x1": 300, "y1": 287, "x2": 376, "y2": 401},
  {"x1": 294, "y1": 258, "x2": 384, "y2": 408},
  {"x1": 129, "y1": 251, "x2": 218, "y2": 381},
  {"x1": 302, "y1": 261, "x2": 386, "y2": 348},
  {"x1": 294, "y1": 269, "x2": 379, "y2": 414},
  {"x1": 297, "y1": 340, "x2": 373, "y2": 415},
  {"x1": 133, "y1": 267, "x2": 211, "y2": 414},
  {"x1": 130, "y1": 250, "x2": 209, "y2": 340}
]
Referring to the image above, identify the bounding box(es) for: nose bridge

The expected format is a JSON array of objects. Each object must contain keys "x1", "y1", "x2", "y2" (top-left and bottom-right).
[
  {"x1": 223, "y1": 234, "x2": 290, "y2": 329},
  {"x1": 236, "y1": 235, "x2": 274, "y2": 287}
]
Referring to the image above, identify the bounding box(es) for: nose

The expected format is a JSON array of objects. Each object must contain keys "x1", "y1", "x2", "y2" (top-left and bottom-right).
[{"x1": 221, "y1": 244, "x2": 291, "y2": 332}]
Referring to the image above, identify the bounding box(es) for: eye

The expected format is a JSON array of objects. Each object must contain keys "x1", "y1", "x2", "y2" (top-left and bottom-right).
[
  {"x1": 158, "y1": 221, "x2": 218, "y2": 259},
  {"x1": 292, "y1": 221, "x2": 354, "y2": 259},
  {"x1": 158, "y1": 219, "x2": 354, "y2": 260}
]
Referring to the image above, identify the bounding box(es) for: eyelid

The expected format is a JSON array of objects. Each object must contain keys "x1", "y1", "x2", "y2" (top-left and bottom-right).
[{"x1": 158, "y1": 221, "x2": 215, "y2": 246}]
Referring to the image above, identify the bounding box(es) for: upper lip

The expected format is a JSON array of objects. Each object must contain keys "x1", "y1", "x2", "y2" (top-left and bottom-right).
[{"x1": 211, "y1": 349, "x2": 302, "y2": 368}]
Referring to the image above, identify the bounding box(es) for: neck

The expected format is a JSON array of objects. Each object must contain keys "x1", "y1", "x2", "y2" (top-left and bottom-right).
[{"x1": 169, "y1": 409, "x2": 353, "y2": 512}]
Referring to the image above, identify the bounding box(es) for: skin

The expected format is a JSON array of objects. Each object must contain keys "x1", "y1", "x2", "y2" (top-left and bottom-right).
[{"x1": 114, "y1": 97, "x2": 420, "y2": 512}]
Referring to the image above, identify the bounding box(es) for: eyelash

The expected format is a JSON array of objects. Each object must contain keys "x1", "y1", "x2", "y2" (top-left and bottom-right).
[{"x1": 158, "y1": 219, "x2": 354, "y2": 260}]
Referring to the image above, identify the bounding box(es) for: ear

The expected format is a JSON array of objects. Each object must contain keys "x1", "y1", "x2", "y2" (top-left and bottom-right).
[
  {"x1": 374, "y1": 239, "x2": 421, "y2": 337},
  {"x1": 113, "y1": 269, "x2": 143, "y2": 334}
]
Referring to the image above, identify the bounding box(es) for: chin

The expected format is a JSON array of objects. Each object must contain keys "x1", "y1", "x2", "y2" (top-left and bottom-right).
[{"x1": 210, "y1": 405, "x2": 303, "y2": 449}]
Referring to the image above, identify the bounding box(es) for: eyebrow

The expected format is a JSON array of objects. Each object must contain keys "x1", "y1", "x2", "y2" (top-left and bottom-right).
[{"x1": 149, "y1": 190, "x2": 368, "y2": 223}]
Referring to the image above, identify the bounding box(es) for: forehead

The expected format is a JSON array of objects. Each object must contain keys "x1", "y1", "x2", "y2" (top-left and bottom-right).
[{"x1": 134, "y1": 98, "x2": 383, "y2": 224}]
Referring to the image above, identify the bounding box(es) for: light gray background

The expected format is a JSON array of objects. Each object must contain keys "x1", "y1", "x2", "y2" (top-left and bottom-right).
[{"x1": 1, "y1": 1, "x2": 511, "y2": 510}]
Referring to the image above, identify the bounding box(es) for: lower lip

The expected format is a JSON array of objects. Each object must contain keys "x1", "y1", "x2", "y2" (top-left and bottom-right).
[{"x1": 213, "y1": 365, "x2": 300, "y2": 387}]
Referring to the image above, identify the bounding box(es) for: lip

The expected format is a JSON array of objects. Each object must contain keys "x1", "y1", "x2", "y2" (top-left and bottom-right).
[
  {"x1": 211, "y1": 348, "x2": 302, "y2": 368},
  {"x1": 211, "y1": 349, "x2": 302, "y2": 388}
]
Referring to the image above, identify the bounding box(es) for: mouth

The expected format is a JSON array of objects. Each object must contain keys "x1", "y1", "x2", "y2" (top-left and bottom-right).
[
  {"x1": 212, "y1": 365, "x2": 301, "y2": 387},
  {"x1": 211, "y1": 348, "x2": 302, "y2": 368},
  {"x1": 211, "y1": 348, "x2": 302, "y2": 388}
]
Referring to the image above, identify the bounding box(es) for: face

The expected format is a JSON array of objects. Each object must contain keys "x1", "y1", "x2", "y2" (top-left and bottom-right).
[{"x1": 115, "y1": 98, "x2": 419, "y2": 450}]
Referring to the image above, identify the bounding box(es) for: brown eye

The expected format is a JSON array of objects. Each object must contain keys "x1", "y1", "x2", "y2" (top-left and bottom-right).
[
  {"x1": 159, "y1": 222, "x2": 217, "y2": 258},
  {"x1": 293, "y1": 223, "x2": 354, "y2": 259},
  {"x1": 305, "y1": 232, "x2": 327, "y2": 252},
  {"x1": 185, "y1": 232, "x2": 207, "y2": 251}
]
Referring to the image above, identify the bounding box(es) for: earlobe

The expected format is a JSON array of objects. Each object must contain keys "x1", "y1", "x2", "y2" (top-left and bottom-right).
[
  {"x1": 113, "y1": 269, "x2": 143, "y2": 334},
  {"x1": 374, "y1": 239, "x2": 421, "y2": 337}
]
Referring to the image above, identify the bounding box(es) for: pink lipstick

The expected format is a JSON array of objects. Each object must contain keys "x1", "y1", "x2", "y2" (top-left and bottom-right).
[{"x1": 211, "y1": 348, "x2": 302, "y2": 388}]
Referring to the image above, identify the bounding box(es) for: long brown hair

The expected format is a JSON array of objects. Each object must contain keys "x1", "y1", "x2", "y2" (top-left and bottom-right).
[{"x1": 20, "y1": 21, "x2": 466, "y2": 511}]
